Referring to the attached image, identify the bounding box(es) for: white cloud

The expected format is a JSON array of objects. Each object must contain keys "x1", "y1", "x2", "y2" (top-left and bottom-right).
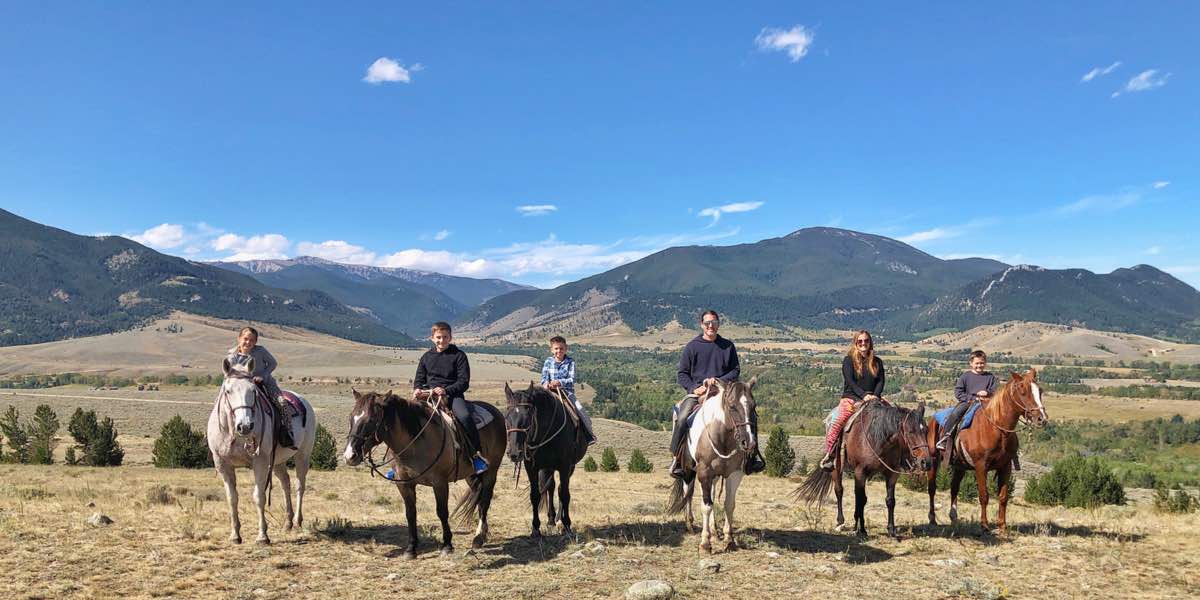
[
  {"x1": 434, "y1": 229, "x2": 451, "y2": 241},
  {"x1": 1080, "y1": 61, "x2": 1121, "y2": 82},
  {"x1": 377, "y1": 249, "x2": 493, "y2": 276},
  {"x1": 1153, "y1": 181, "x2": 1170, "y2": 189},
  {"x1": 131, "y1": 223, "x2": 186, "y2": 249},
  {"x1": 697, "y1": 201, "x2": 764, "y2": 225},
  {"x1": 516, "y1": 204, "x2": 558, "y2": 217},
  {"x1": 295, "y1": 240, "x2": 377, "y2": 265},
  {"x1": 363, "y1": 57, "x2": 419, "y2": 84},
  {"x1": 1112, "y1": 69, "x2": 1170, "y2": 98},
  {"x1": 1145, "y1": 245, "x2": 1163, "y2": 256},
  {"x1": 1055, "y1": 182, "x2": 1167, "y2": 215},
  {"x1": 755, "y1": 25, "x2": 815, "y2": 62},
  {"x1": 899, "y1": 227, "x2": 958, "y2": 244},
  {"x1": 211, "y1": 233, "x2": 290, "y2": 261}
]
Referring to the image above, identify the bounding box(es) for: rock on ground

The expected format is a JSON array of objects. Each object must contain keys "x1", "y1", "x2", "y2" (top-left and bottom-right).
[{"x1": 625, "y1": 580, "x2": 675, "y2": 600}]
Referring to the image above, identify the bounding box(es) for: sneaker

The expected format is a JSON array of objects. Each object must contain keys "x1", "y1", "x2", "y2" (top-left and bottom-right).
[
  {"x1": 935, "y1": 436, "x2": 948, "y2": 451},
  {"x1": 669, "y1": 457, "x2": 685, "y2": 479},
  {"x1": 819, "y1": 452, "x2": 835, "y2": 472},
  {"x1": 385, "y1": 468, "x2": 396, "y2": 480},
  {"x1": 471, "y1": 453, "x2": 489, "y2": 475}
]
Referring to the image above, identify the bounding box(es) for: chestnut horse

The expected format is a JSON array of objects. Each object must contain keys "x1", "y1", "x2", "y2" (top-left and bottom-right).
[
  {"x1": 796, "y1": 400, "x2": 932, "y2": 538},
  {"x1": 925, "y1": 369, "x2": 1048, "y2": 533}
]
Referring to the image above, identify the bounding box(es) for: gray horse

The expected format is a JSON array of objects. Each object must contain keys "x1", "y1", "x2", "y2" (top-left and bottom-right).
[{"x1": 208, "y1": 358, "x2": 317, "y2": 544}]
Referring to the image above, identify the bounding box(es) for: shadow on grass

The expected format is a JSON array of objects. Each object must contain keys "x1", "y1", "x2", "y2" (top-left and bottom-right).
[
  {"x1": 472, "y1": 520, "x2": 691, "y2": 569},
  {"x1": 748, "y1": 528, "x2": 894, "y2": 564},
  {"x1": 909, "y1": 520, "x2": 1146, "y2": 544}
]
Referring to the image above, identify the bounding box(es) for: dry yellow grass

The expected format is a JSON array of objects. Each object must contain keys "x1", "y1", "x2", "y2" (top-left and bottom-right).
[{"x1": 1, "y1": 457, "x2": 1197, "y2": 600}]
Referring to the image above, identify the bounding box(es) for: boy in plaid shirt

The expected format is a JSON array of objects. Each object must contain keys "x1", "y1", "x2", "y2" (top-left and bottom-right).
[{"x1": 541, "y1": 336, "x2": 595, "y2": 445}]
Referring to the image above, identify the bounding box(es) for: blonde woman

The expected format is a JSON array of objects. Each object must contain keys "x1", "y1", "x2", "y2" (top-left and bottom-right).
[{"x1": 819, "y1": 330, "x2": 886, "y2": 470}]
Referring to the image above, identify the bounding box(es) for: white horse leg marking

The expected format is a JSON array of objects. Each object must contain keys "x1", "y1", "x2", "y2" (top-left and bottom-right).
[
  {"x1": 701, "y1": 499, "x2": 714, "y2": 552},
  {"x1": 723, "y1": 471, "x2": 743, "y2": 550}
]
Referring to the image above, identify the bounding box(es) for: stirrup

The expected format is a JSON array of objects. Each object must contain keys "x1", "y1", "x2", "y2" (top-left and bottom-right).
[
  {"x1": 471, "y1": 454, "x2": 489, "y2": 475},
  {"x1": 819, "y1": 452, "x2": 835, "y2": 471}
]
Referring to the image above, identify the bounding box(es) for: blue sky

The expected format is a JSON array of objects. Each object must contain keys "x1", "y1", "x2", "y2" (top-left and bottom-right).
[{"x1": 1, "y1": 3, "x2": 1197, "y2": 288}]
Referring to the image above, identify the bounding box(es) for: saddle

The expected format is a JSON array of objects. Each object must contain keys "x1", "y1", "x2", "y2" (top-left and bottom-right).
[
  {"x1": 431, "y1": 399, "x2": 495, "y2": 452},
  {"x1": 279, "y1": 390, "x2": 307, "y2": 427}
]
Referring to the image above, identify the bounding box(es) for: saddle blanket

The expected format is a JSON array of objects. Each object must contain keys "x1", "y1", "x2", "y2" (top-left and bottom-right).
[
  {"x1": 934, "y1": 402, "x2": 982, "y2": 430},
  {"x1": 436, "y1": 401, "x2": 496, "y2": 429},
  {"x1": 279, "y1": 390, "x2": 307, "y2": 427},
  {"x1": 825, "y1": 404, "x2": 866, "y2": 434}
]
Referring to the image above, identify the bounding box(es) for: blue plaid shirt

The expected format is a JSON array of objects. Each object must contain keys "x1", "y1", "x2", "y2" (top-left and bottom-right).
[{"x1": 540, "y1": 355, "x2": 576, "y2": 402}]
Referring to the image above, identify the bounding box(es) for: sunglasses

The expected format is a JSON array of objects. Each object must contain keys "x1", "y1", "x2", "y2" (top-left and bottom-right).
[
  {"x1": 702, "y1": 320, "x2": 719, "y2": 326},
  {"x1": 855, "y1": 339, "x2": 871, "y2": 345}
]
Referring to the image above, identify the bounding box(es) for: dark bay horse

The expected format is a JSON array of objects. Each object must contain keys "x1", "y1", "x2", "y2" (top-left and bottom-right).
[
  {"x1": 342, "y1": 390, "x2": 505, "y2": 559},
  {"x1": 503, "y1": 382, "x2": 587, "y2": 537},
  {"x1": 925, "y1": 369, "x2": 1047, "y2": 533},
  {"x1": 796, "y1": 400, "x2": 932, "y2": 538},
  {"x1": 666, "y1": 378, "x2": 759, "y2": 553}
]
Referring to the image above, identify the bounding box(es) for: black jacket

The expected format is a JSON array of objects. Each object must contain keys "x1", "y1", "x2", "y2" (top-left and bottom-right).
[{"x1": 414, "y1": 344, "x2": 470, "y2": 398}]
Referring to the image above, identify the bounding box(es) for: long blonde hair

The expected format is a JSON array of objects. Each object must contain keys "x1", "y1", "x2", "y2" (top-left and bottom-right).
[{"x1": 847, "y1": 329, "x2": 879, "y2": 377}]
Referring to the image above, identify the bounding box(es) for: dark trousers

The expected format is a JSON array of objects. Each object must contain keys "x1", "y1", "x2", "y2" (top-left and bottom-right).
[
  {"x1": 450, "y1": 396, "x2": 482, "y2": 454},
  {"x1": 670, "y1": 396, "x2": 699, "y2": 455}
]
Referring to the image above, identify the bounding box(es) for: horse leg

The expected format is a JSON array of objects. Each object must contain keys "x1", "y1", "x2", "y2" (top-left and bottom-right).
[
  {"x1": 558, "y1": 465, "x2": 574, "y2": 535},
  {"x1": 525, "y1": 461, "x2": 542, "y2": 538},
  {"x1": 975, "y1": 465, "x2": 991, "y2": 533},
  {"x1": 684, "y1": 475, "x2": 696, "y2": 534},
  {"x1": 698, "y1": 473, "x2": 715, "y2": 554},
  {"x1": 399, "y1": 483, "x2": 419, "y2": 559},
  {"x1": 273, "y1": 463, "x2": 295, "y2": 531},
  {"x1": 722, "y1": 471, "x2": 743, "y2": 552},
  {"x1": 433, "y1": 481, "x2": 453, "y2": 555},
  {"x1": 854, "y1": 467, "x2": 868, "y2": 538},
  {"x1": 996, "y1": 464, "x2": 1012, "y2": 535},
  {"x1": 949, "y1": 467, "x2": 965, "y2": 524},
  {"x1": 540, "y1": 468, "x2": 557, "y2": 528},
  {"x1": 927, "y1": 455, "x2": 939, "y2": 526},
  {"x1": 216, "y1": 461, "x2": 241, "y2": 544},
  {"x1": 885, "y1": 472, "x2": 899, "y2": 539},
  {"x1": 292, "y1": 450, "x2": 309, "y2": 530},
  {"x1": 833, "y1": 454, "x2": 846, "y2": 530},
  {"x1": 249, "y1": 459, "x2": 272, "y2": 544},
  {"x1": 472, "y1": 469, "x2": 496, "y2": 548}
]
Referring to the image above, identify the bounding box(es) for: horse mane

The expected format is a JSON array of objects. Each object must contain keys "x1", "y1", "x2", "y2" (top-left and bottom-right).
[
  {"x1": 862, "y1": 401, "x2": 919, "y2": 450},
  {"x1": 359, "y1": 391, "x2": 427, "y2": 438}
]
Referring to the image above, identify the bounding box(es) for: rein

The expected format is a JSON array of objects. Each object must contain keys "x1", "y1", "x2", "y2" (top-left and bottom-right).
[
  {"x1": 356, "y1": 397, "x2": 449, "y2": 484},
  {"x1": 700, "y1": 387, "x2": 752, "y2": 461},
  {"x1": 864, "y1": 411, "x2": 929, "y2": 475},
  {"x1": 507, "y1": 388, "x2": 568, "y2": 462},
  {"x1": 980, "y1": 385, "x2": 1038, "y2": 434}
]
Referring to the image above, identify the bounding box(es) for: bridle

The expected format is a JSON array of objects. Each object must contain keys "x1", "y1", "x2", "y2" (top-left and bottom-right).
[
  {"x1": 981, "y1": 382, "x2": 1044, "y2": 434},
  {"x1": 505, "y1": 388, "x2": 568, "y2": 463},
  {"x1": 219, "y1": 371, "x2": 274, "y2": 452},
  {"x1": 350, "y1": 394, "x2": 447, "y2": 484}
]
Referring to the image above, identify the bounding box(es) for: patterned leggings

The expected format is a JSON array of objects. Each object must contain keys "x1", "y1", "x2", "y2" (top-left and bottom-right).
[{"x1": 825, "y1": 397, "x2": 858, "y2": 454}]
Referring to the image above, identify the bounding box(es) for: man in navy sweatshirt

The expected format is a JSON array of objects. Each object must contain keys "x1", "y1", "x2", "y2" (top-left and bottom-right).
[{"x1": 669, "y1": 310, "x2": 765, "y2": 477}]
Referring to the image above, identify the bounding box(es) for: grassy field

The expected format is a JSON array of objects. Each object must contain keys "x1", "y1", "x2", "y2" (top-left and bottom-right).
[{"x1": 2, "y1": 457, "x2": 1198, "y2": 600}]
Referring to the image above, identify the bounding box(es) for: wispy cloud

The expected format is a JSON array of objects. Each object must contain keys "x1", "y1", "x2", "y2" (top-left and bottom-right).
[
  {"x1": 754, "y1": 25, "x2": 815, "y2": 63},
  {"x1": 516, "y1": 204, "x2": 558, "y2": 217},
  {"x1": 1080, "y1": 61, "x2": 1121, "y2": 83},
  {"x1": 1056, "y1": 182, "x2": 1167, "y2": 215},
  {"x1": 131, "y1": 223, "x2": 186, "y2": 249},
  {"x1": 898, "y1": 219, "x2": 995, "y2": 245},
  {"x1": 697, "y1": 201, "x2": 764, "y2": 225},
  {"x1": 212, "y1": 233, "x2": 291, "y2": 261},
  {"x1": 1145, "y1": 245, "x2": 1163, "y2": 256},
  {"x1": 363, "y1": 57, "x2": 422, "y2": 84},
  {"x1": 1111, "y1": 69, "x2": 1170, "y2": 98},
  {"x1": 434, "y1": 229, "x2": 451, "y2": 241},
  {"x1": 295, "y1": 240, "x2": 377, "y2": 265}
]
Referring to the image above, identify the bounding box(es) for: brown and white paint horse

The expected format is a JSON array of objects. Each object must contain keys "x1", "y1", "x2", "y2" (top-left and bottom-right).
[
  {"x1": 208, "y1": 358, "x2": 316, "y2": 544},
  {"x1": 666, "y1": 377, "x2": 759, "y2": 553},
  {"x1": 925, "y1": 369, "x2": 1048, "y2": 534}
]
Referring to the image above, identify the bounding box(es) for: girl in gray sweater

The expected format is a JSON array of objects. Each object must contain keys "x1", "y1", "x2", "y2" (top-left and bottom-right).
[{"x1": 227, "y1": 326, "x2": 297, "y2": 449}]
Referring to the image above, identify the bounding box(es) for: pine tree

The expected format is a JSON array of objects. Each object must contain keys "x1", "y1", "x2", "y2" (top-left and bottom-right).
[
  {"x1": 152, "y1": 416, "x2": 212, "y2": 469},
  {"x1": 310, "y1": 425, "x2": 338, "y2": 471},
  {"x1": 627, "y1": 448, "x2": 653, "y2": 473},
  {"x1": 0, "y1": 406, "x2": 29, "y2": 463},
  {"x1": 27, "y1": 404, "x2": 59, "y2": 465},
  {"x1": 583, "y1": 455, "x2": 598, "y2": 472},
  {"x1": 600, "y1": 447, "x2": 619, "y2": 472},
  {"x1": 764, "y1": 426, "x2": 796, "y2": 477}
]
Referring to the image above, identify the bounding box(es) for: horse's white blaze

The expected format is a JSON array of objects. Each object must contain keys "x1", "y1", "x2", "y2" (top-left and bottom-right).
[
  {"x1": 343, "y1": 441, "x2": 356, "y2": 462},
  {"x1": 739, "y1": 395, "x2": 754, "y2": 447},
  {"x1": 1031, "y1": 382, "x2": 1047, "y2": 419}
]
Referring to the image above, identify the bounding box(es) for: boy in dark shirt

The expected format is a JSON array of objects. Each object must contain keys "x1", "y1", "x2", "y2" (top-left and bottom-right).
[
  {"x1": 413, "y1": 321, "x2": 488, "y2": 474},
  {"x1": 937, "y1": 349, "x2": 997, "y2": 450}
]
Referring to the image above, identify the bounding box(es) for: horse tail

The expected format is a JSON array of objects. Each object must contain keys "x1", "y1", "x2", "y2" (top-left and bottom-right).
[
  {"x1": 793, "y1": 465, "x2": 833, "y2": 506},
  {"x1": 665, "y1": 471, "x2": 695, "y2": 515},
  {"x1": 539, "y1": 482, "x2": 552, "y2": 514},
  {"x1": 451, "y1": 474, "x2": 483, "y2": 528}
]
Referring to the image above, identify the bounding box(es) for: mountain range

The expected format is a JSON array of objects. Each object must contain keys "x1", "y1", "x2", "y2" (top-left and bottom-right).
[{"x1": 463, "y1": 228, "x2": 1200, "y2": 343}]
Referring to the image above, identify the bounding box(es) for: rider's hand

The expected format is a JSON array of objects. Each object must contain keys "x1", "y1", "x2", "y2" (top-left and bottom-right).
[
  {"x1": 693, "y1": 384, "x2": 708, "y2": 396},
  {"x1": 413, "y1": 389, "x2": 427, "y2": 399},
  {"x1": 547, "y1": 381, "x2": 560, "y2": 390},
  {"x1": 252, "y1": 376, "x2": 264, "y2": 385},
  {"x1": 704, "y1": 377, "x2": 719, "y2": 386},
  {"x1": 432, "y1": 386, "x2": 446, "y2": 397}
]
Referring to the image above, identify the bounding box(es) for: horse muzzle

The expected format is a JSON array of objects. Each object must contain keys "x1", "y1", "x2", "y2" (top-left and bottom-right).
[{"x1": 235, "y1": 421, "x2": 254, "y2": 436}]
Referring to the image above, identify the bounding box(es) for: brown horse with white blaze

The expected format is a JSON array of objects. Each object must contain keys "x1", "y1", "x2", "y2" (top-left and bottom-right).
[{"x1": 925, "y1": 369, "x2": 1048, "y2": 533}]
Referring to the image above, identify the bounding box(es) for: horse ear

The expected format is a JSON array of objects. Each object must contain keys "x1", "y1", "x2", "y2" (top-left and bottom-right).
[
  {"x1": 747, "y1": 375, "x2": 758, "y2": 390},
  {"x1": 1027, "y1": 368, "x2": 1038, "y2": 382},
  {"x1": 916, "y1": 401, "x2": 926, "y2": 420},
  {"x1": 351, "y1": 387, "x2": 360, "y2": 401},
  {"x1": 504, "y1": 382, "x2": 515, "y2": 404},
  {"x1": 527, "y1": 381, "x2": 536, "y2": 392},
  {"x1": 385, "y1": 389, "x2": 393, "y2": 399},
  {"x1": 246, "y1": 357, "x2": 255, "y2": 375},
  {"x1": 1010, "y1": 371, "x2": 1023, "y2": 382},
  {"x1": 222, "y1": 358, "x2": 233, "y2": 376}
]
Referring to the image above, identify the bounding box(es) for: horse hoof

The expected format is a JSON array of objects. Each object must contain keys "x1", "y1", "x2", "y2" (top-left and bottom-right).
[
  {"x1": 856, "y1": 530, "x2": 868, "y2": 540},
  {"x1": 723, "y1": 540, "x2": 738, "y2": 553},
  {"x1": 471, "y1": 535, "x2": 486, "y2": 549},
  {"x1": 700, "y1": 542, "x2": 712, "y2": 554},
  {"x1": 402, "y1": 550, "x2": 417, "y2": 561},
  {"x1": 834, "y1": 522, "x2": 848, "y2": 532},
  {"x1": 230, "y1": 535, "x2": 242, "y2": 545},
  {"x1": 440, "y1": 546, "x2": 454, "y2": 557},
  {"x1": 949, "y1": 508, "x2": 958, "y2": 523},
  {"x1": 284, "y1": 522, "x2": 294, "y2": 532},
  {"x1": 256, "y1": 536, "x2": 271, "y2": 545},
  {"x1": 530, "y1": 529, "x2": 542, "y2": 539}
]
